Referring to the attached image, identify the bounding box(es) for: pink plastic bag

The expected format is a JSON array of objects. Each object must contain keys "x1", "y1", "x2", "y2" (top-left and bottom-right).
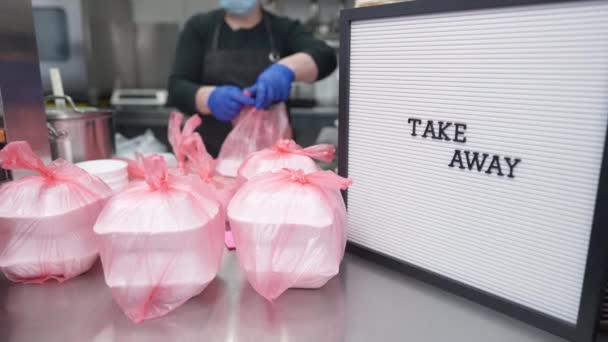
[
  {"x1": 237, "y1": 139, "x2": 335, "y2": 183},
  {"x1": 182, "y1": 134, "x2": 238, "y2": 210},
  {"x1": 228, "y1": 169, "x2": 352, "y2": 300},
  {"x1": 216, "y1": 104, "x2": 292, "y2": 177},
  {"x1": 0, "y1": 141, "x2": 112, "y2": 283},
  {"x1": 117, "y1": 152, "x2": 146, "y2": 180},
  {"x1": 117, "y1": 111, "x2": 196, "y2": 181},
  {"x1": 93, "y1": 155, "x2": 225, "y2": 323},
  {"x1": 167, "y1": 111, "x2": 238, "y2": 208},
  {"x1": 168, "y1": 113, "x2": 239, "y2": 252}
]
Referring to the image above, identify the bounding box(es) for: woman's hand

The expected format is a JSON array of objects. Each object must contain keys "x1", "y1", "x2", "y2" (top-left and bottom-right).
[
  {"x1": 247, "y1": 64, "x2": 295, "y2": 110},
  {"x1": 207, "y1": 85, "x2": 255, "y2": 122}
]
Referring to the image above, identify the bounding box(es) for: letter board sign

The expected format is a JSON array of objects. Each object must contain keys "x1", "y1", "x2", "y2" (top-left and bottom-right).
[{"x1": 339, "y1": 1, "x2": 608, "y2": 341}]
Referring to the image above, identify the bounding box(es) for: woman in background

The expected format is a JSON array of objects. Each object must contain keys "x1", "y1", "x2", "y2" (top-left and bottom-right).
[{"x1": 168, "y1": 0, "x2": 337, "y2": 157}]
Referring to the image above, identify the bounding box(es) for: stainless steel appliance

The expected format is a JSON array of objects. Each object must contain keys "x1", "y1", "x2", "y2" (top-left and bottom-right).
[
  {"x1": 111, "y1": 89, "x2": 168, "y2": 108},
  {"x1": 31, "y1": 0, "x2": 137, "y2": 104},
  {"x1": 0, "y1": 0, "x2": 51, "y2": 179},
  {"x1": 46, "y1": 95, "x2": 115, "y2": 162}
]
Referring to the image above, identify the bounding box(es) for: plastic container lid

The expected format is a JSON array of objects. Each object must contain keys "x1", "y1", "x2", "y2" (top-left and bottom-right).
[
  {"x1": 102, "y1": 176, "x2": 129, "y2": 186},
  {"x1": 76, "y1": 160, "x2": 127, "y2": 180},
  {"x1": 108, "y1": 183, "x2": 128, "y2": 194},
  {"x1": 105, "y1": 178, "x2": 129, "y2": 187}
]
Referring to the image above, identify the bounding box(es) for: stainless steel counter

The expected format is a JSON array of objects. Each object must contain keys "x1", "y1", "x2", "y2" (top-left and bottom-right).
[{"x1": 0, "y1": 251, "x2": 576, "y2": 342}]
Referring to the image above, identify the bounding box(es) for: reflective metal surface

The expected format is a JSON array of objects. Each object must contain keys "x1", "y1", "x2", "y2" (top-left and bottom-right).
[
  {"x1": 0, "y1": 252, "x2": 569, "y2": 342},
  {"x1": 45, "y1": 95, "x2": 115, "y2": 162},
  {"x1": 32, "y1": 0, "x2": 89, "y2": 102},
  {"x1": 0, "y1": 0, "x2": 51, "y2": 167},
  {"x1": 134, "y1": 23, "x2": 179, "y2": 89},
  {"x1": 32, "y1": 0, "x2": 137, "y2": 103}
]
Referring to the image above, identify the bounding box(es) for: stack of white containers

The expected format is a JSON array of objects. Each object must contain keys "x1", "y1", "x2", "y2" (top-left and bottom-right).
[{"x1": 76, "y1": 160, "x2": 128, "y2": 193}]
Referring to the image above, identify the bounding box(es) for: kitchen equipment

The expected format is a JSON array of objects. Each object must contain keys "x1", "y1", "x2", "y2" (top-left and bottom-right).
[
  {"x1": 111, "y1": 89, "x2": 175, "y2": 151},
  {"x1": 49, "y1": 68, "x2": 66, "y2": 108},
  {"x1": 46, "y1": 95, "x2": 115, "y2": 163},
  {"x1": 1, "y1": 1, "x2": 51, "y2": 180},
  {"x1": 110, "y1": 89, "x2": 168, "y2": 108},
  {"x1": 32, "y1": 0, "x2": 136, "y2": 104}
]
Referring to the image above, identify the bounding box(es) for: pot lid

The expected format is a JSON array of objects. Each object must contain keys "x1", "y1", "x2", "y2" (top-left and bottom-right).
[
  {"x1": 46, "y1": 107, "x2": 114, "y2": 120},
  {"x1": 44, "y1": 95, "x2": 113, "y2": 120}
]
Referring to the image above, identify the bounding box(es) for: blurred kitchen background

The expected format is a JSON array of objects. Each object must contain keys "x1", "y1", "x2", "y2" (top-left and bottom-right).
[{"x1": 31, "y1": 0, "x2": 362, "y2": 154}]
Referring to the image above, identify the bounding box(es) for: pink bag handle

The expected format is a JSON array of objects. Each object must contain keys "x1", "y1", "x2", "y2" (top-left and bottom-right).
[
  {"x1": 280, "y1": 169, "x2": 352, "y2": 190},
  {"x1": 182, "y1": 114, "x2": 202, "y2": 136},
  {"x1": 116, "y1": 153, "x2": 146, "y2": 180},
  {"x1": 182, "y1": 133, "x2": 214, "y2": 181},
  {"x1": 0, "y1": 141, "x2": 52, "y2": 177},
  {"x1": 273, "y1": 139, "x2": 335, "y2": 163},
  {"x1": 143, "y1": 154, "x2": 169, "y2": 191},
  {"x1": 168, "y1": 111, "x2": 202, "y2": 168},
  {"x1": 167, "y1": 111, "x2": 183, "y2": 151}
]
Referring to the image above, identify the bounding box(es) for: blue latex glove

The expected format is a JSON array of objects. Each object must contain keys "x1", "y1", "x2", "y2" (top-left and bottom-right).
[
  {"x1": 208, "y1": 85, "x2": 255, "y2": 122},
  {"x1": 247, "y1": 64, "x2": 295, "y2": 109}
]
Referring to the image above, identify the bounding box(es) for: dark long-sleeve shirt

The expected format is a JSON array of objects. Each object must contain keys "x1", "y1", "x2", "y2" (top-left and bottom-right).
[{"x1": 168, "y1": 9, "x2": 337, "y2": 115}]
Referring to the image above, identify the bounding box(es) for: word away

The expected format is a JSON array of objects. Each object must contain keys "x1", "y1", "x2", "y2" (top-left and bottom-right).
[
  {"x1": 449, "y1": 150, "x2": 520, "y2": 178},
  {"x1": 408, "y1": 118, "x2": 522, "y2": 178}
]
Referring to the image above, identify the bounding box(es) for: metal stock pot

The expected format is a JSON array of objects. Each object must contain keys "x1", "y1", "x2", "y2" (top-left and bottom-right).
[{"x1": 45, "y1": 95, "x2": 115, "y2": 163}]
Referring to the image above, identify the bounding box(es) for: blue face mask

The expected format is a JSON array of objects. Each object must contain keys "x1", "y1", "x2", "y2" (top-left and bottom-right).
[{"x1": 220, "y1": 0, "x2": 259, "y2": 16}]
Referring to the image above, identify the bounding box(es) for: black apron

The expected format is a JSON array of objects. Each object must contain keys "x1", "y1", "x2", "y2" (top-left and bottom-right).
[{"x1": 199, "y1": 12, "x2": 281, "y2": 158}]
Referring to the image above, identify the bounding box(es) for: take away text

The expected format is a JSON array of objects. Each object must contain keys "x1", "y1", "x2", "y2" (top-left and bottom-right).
[{"x1": 407, "y1": 118, "x2": 522, "y2": 178}]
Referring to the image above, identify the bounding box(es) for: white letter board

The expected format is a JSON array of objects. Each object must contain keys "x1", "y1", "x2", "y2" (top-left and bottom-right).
[{"x1": 339, "y1": 1, "x2": 608, "y2": 341}]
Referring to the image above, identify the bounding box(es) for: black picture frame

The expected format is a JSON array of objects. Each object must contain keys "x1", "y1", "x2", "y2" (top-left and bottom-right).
[{"x1": 338, "y1": 1, "x2": 608, "y2": 341}]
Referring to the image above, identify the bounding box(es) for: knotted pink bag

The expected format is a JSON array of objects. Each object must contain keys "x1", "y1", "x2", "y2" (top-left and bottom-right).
[
  {"x1": 94, "y1": 155, "x2": 224, "y2": 322},
  {"x1": 237, "y1": 139, "x2": 335, "y2": 183},
  {"x1": 0, "y1": 141, "x2": 112, "y2": 283},
  {"x1": 228, "y1": 169, "x2": 352, "y2": 300}
]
